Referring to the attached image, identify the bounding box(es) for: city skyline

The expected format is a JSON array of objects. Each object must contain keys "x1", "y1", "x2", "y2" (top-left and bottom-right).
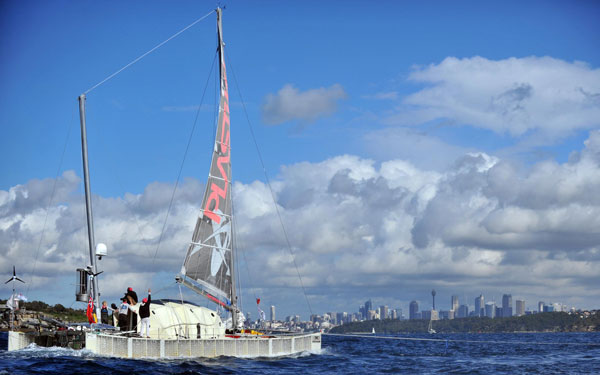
[{"x1": 1, "y1": 1, "x2": 600, "y2": 320}]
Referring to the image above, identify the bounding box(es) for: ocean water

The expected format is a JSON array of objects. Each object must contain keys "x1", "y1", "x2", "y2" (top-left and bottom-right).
[{"x1": 1, "y1": 332, "x2": 599, "y2": 374}]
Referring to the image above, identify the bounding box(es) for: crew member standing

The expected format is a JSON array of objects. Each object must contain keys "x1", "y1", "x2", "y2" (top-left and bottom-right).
[
  {"x1": 126, "y1": 287, "x2": 138, "y2": 332},
  {"x1": 118, "y1": 298, "x2": 130, "y2": 331},
  {"x1": 138, "y1": 289, "x2": 152, "y2": 338},
  {"x1": 100, "y1": 301, "x2": 109, "y2": 324}
]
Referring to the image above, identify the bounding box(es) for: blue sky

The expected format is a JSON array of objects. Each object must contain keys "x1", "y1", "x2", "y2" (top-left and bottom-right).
[{"x1": 1, "y1": 1, "x2": 600, "y2": 319}]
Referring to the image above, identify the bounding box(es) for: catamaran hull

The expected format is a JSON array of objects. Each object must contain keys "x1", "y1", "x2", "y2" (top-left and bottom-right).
[{"x1": 9, "y1": 331, "x2": 321, "y2": 358}]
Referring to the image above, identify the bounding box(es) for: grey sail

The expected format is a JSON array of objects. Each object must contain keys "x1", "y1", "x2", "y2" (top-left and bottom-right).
[{"x1": 181, "y1": 8, "x2": 233, "y2": 305}]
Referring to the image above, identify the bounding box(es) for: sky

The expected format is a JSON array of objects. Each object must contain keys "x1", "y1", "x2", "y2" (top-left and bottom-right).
[{"x1": 1, "y1": 0, "x2": 600, "y2": 320}]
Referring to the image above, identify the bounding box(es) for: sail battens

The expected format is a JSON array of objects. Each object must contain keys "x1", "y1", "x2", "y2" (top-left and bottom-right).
[
  {"x1": 197, "y1": 209, "x2": 232, "y2": 218},
  {"x1": 206, "y1": 174, "x2": 232, "y2": 184},
  {"x1": 189, "y1": 241, "x2": 231, "y2": 251}
]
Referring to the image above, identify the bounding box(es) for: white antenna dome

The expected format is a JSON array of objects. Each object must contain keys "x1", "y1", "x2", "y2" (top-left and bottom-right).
[{"x1": 96, "y1": 243, "x2": 108, "y2": 258}]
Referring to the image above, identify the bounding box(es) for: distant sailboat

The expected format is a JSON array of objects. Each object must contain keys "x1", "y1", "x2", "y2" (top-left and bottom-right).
[
  {"x1": 372, "y1": 327, "x2": 375, "y2": 334},
  {"x1": 428, "y1": 319, "x2": 436, "y2": 334}
]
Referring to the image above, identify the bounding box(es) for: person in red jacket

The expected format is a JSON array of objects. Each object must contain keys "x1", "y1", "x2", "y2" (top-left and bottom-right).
[{"x1": 138, "y1": 289, "x2": 151, "y2": 338}]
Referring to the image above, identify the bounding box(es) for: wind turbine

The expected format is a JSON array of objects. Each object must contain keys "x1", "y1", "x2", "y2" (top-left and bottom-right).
[
  {"x1": 5, "y1": 266, "x2": 25, "y2": 330},
  {"x1": 5, "y1": 266, "x2": 25, "y2": 284}
]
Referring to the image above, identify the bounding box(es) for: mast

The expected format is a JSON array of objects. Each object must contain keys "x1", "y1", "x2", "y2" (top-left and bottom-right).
[
  {"x1": 78, "y1": 94, "x2": 101, "y2": 322},
  {"x1": 216, "y1": 6, "x2": 238, "y2": 331}
]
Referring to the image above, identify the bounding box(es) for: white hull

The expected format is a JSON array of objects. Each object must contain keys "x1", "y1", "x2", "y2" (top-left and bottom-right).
[{"x1": 9, "y1": 330, "x2": 321, "y2": 358}]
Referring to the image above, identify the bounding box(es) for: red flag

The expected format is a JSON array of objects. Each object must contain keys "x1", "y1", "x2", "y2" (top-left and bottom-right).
[
  {"x1": 86, "y1": 296, "x2": 95, "y2": 323},
  {"x1": 256, "y1": 298, "x2": 260, "y2": 305}
]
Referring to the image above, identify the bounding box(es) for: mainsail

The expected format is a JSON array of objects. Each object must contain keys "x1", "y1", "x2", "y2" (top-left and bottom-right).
[{"x1": 181, "y1": 8, "x2": 234, "y2": 305}]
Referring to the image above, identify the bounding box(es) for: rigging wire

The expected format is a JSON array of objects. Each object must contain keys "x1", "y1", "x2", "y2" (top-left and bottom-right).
[
  {"x1": 225, "y1": 49, "x2": 314, "y2": 317},
  {"x1": 151, "y1": 51, "x2": 218, "y2": 265},
  {"x1": 84, "y1": 9, "x2": 215, "y2": 95},
  {"x1": 26, "y1": 107, "x2": 75, "y2": 296}
]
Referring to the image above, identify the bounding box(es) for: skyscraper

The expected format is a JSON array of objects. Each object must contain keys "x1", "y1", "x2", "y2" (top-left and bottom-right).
[
  {"x1": 515, "y1": 300, "x2": 525, "y2": 316},
  {"x1": 485, "y1": 302, "x2": 496, "y2": 318},
  {"x1": 538, "y1": 301, "x2": 544, "y2": 313},
  {"x1": 502, "y1": 294, "x2": 513, "y2": 317},
  {"x1": 451, "y1": 295, "x2": 459, "y2": 312},
  {"x1": 380, "y1": 305, "x2": 389, "y2": 320},
  {"x1": 457, "y1": 304, "x2": 469, "y2": 318},
  {"x1": 409, "y1": 300, "x2": 419, "y2": 320},
  {"x1": 475, "y1": 294, "x2": 484, "y2": 317},
  {"x1": 365, "y1": 299, "x2": 373, "y2": 316},
  {"x1": 270, "y1": 305, "x2": 276, "y2": 322}
]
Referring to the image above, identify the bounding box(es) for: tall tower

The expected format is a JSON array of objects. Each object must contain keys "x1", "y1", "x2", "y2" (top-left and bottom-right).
[
  {"x1": 431, "y1": 289, "x2": 436, "y2": 310},
  {"x1": 270, "y1": 305, "x2": 276, "y2": 322}
]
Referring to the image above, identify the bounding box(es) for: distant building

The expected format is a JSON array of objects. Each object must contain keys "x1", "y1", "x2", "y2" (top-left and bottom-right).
[
  {"x1": 475, "y1": 295, "x2": 484, "y2": 317},
  {"x1": 451, "y1": 295, "x2": 459, "y2": 312},
  {"x1": 422, "y1": 309, "x2": 439, "y2": 321},
  {"x1": 409, "y1": 301, "x2": 419, "y2": 320},
  {"x1": 457, "y1": 304, "x2": 469, "y2": 318},
  {"x1": 367, "y1": 309, "x2": 377, "y2": 320},
  {"x1": 538, "y1": 301, "x2": 544, "y2": 313},
  {"x1": 270, "y1": 305, "x2": 276, "y2": 322},
  {"x1": 515, "y1": 300, "x2": 525, "y2": 316},
  {"x1": 502, "y1": 294, "x2": 513, "y2": 317},
  {"x1": 365, "y1": 300, "x2": 373, "y2": 315},
  {"x1": 395, "y1": 308, "x2": 403, "y2": 320},
  {"x1": 485, "y1": 302, "x2": 496, "y2": 318},
  {"x1": 439, "y1": 310, "x2": 454, "y2": 320},
  {"x1": 380, "y1": 305, "x2": 389, "y2": 320}
]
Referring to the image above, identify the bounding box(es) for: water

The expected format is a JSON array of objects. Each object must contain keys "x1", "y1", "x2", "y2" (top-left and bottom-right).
[{"x1": 1, "y1": 332, "x2": 599, "y2": 374}]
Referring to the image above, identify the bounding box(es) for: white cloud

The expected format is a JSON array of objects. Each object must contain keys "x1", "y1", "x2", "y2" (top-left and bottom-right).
[
  {"x1": 387, "y1": 56, "x2": 600, "y2": 139},
  {"x1": 2, "y1": 131, "x2": 600, "y2": 315},
  {"x1": 261, "y1": 84, "x2": 347, "y2": 125}
]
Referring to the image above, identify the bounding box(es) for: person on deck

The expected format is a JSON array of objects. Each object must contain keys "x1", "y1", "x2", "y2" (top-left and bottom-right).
[
  {"x1": 126, "y1": 287, "x2": 138, "y2": 303},
  {"x1": 138, "y1": 289, "x2": 152, "y2": 338},
  {"x1": 100, "y1": 301, "x2": 109, "y2": 324},
  {"x1": 118, "y1": 297, "x2": 130, "y2": 331},
  {"x1": 110, "y1": 303, "x2": 119, "y2": 326},
  {"x1": 126, "y1": 287, "x2": 138, "y2": 332}
]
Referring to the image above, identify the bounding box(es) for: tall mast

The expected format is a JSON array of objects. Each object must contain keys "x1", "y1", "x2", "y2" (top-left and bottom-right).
[
  {"x1": 216, "y1": 6, "x2": 238, "y2": 330},
  {"x1": 78, "y1": 94, "x2": 101, "y2": 321}
]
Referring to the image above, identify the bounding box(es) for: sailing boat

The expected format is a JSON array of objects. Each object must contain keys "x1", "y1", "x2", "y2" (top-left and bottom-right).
[
  {"x1": 428, "y1": 319, "x2": 436, "y2": 334},
  {"x1": 9, "y1": 7, "x2": 321, "y2": 358}
]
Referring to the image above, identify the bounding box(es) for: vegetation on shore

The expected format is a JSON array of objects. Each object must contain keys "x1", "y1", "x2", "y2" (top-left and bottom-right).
[
  {"x1": 330, "y1": 312, "x2": 600, "y2": 334},
  {"x1": 1, "y1": 299, "x2": 87, "y2": 323}
]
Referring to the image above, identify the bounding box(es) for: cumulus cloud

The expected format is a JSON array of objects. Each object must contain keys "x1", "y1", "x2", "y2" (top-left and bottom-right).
[
  {"x1": 2, "y1": 131, "x2": 600, "y2": 316},
  {"x1": 261, "y1": 84, "x2": 347, "y2": 125},
  {"x1": 386, "y1": 56, "x2": 600, "y2": 139}
]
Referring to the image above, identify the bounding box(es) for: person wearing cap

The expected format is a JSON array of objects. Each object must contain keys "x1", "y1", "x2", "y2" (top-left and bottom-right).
[
  {"x1": 138, "y1": 288, "x2": 152, "y2": 338},
  {"x1": 126, "y1": 287, "x2": 138, "y2": 303}
]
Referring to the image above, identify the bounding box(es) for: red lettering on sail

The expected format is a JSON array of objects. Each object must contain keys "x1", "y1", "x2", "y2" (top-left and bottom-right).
[{"x1": 203, "y1": 61, "x2": 231, "y2": 224}]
